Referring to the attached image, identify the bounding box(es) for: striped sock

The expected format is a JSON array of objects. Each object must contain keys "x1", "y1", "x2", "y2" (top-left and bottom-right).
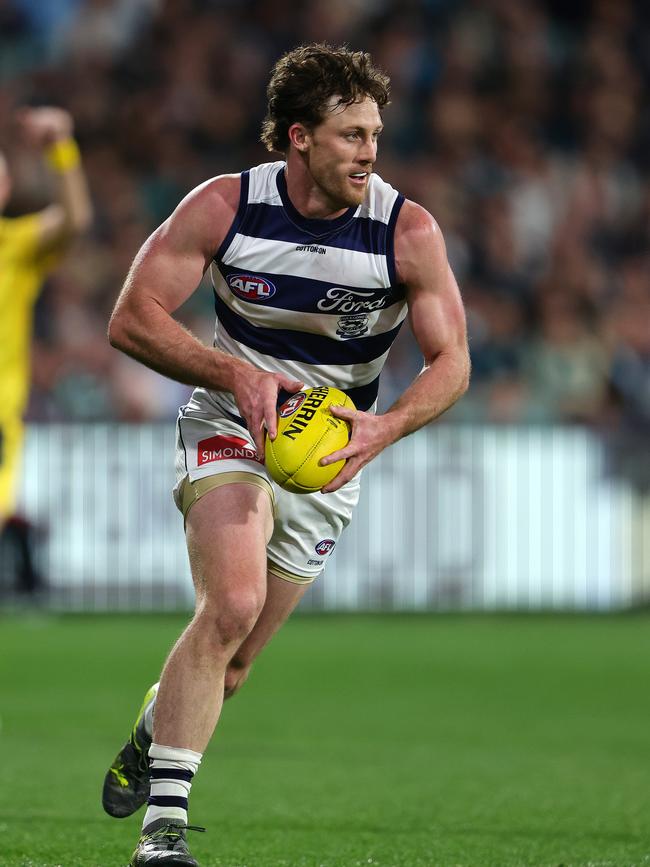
[{"x1": 142, "y1": 743, "x2": 202, "y2": 831}]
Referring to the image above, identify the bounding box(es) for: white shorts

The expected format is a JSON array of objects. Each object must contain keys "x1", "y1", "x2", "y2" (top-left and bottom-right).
[{"x1": 173, "y1": 402, "x2": 360, "y2": 584}]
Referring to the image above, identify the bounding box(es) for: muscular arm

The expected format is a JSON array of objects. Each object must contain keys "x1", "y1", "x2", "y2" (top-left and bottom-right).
[
  {"x1": 108, "y1": 176, "x2": 302, "y2": 453},
  {"x1": 322, "y1": 199, "x2": 470, "y2": 492},
  {"x1": 37, "y1": 171, "x2": 92, "y2": 252},
  {"x1": 108, "y1": 177, "x2": 243, "y2": 387},
  {"x1": 16, "y1": 108, "x2": 93, "y2": 251},
  {"x1": 382, "y1": 200, "x2": 470, "y2": 436}
]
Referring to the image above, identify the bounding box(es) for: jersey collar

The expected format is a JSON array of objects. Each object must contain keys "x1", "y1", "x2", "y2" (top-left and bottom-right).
[{"x1": 276, "y1": 166, "x2": 358, "y2": 239}]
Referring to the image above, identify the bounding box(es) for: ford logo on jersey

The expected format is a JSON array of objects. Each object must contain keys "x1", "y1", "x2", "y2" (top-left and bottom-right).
[{"x1": 227, "y1": 273, "x2": 276, "y2": 301}]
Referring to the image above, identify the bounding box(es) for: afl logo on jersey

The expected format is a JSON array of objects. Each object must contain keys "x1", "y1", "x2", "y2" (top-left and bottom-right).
[
  {"x1": 227, "y1": 273, "x2": 276, "y2": 302},
  {"x1": 279, "y1": 392, "x2": 307, "y2": 418},
  {"x1": 315, "y1": 539, "x2": 336, "y2": 556}
]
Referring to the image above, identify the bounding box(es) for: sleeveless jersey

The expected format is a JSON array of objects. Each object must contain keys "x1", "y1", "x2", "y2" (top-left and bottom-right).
[{"x1": 193, "y1": 160, "x2": 407, "y2": 419}]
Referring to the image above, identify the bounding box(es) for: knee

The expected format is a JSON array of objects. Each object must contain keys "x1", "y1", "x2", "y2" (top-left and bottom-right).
[
  {"x1": 196, "y1": 590, "x2": 264, "y2": 650},
  {"x1": 224, "y1": 655, "x2": 251, "y2": 700}
]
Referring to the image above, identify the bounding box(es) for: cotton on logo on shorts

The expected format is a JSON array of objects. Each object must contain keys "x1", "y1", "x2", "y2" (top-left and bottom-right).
[
  {"x1": 197, "y1": 434, "x2": 262, "y2": 466},
  {"x1": 315, "y1": 539, "x2": 336, "y2": 556}
]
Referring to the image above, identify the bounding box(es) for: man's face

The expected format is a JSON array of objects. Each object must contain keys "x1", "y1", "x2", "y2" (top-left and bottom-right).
[{"x1": 295, "y1": 96, "x2": 383, "y2": 209}]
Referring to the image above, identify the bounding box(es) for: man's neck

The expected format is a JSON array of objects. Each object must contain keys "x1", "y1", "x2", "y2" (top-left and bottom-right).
[{"x1": 283, "y1": 154, "x2": 348, "y2": 221}]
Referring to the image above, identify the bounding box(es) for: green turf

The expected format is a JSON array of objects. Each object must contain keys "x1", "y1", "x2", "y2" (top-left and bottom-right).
[{"x1": 1, "y1": 612, "x2": 649, "y2": 867}]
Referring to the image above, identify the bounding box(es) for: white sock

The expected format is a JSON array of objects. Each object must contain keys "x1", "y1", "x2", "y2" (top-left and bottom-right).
[
  {"x1": 142, "y1": 743, "x2": 202, "y2": 831},
  {"x1": 143, "y1": 685, "x2": 157, "y2": 738}
]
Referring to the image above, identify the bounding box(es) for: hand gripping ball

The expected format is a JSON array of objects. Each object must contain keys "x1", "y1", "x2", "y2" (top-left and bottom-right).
[{"x1": 264, "y1": 386, "x2": 355, "y2": 494}]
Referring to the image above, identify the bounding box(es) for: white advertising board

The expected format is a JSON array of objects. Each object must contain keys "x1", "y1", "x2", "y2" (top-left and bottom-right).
[{"x1": 16, "y1": 424, "x2": 645, "y2": 610}]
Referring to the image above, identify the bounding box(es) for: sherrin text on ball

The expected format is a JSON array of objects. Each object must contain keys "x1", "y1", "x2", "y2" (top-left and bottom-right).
[{"x1": 265, "y1": 386, "x2": 355, "y2": 493}]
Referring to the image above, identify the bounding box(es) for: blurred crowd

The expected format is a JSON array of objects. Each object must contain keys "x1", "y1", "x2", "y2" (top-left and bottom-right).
[{"x1": 1, "y1": 0, "x2": 649, "y2": 435}]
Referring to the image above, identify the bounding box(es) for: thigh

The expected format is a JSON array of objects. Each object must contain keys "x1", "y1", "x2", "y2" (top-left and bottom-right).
[{"x1": 185, "y1": 481, "x2": 274, "y2": 606}]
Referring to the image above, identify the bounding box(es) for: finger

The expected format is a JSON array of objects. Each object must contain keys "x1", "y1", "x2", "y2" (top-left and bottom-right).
[
  {"x1": 248, "y1": 412, "x2": 265, "y2": 457},
  {"x1": 263, "y1": 395, "x2": 278, "y2": 441},
  {"x1": 319, "y1": 444, "x2": 355, "y2": 466},
  {"x1": 321, "y1": 460, "x2": 359, "y2": 494},
  {"x1": 253, "y1": 428, "x2": 266, "y2": 459},
  {"x1": 279, "y1": 375, "x2": 304, "y2": 393},
  {"x1": 328, "y1": 404, "x2": 356, "y2": 420}
]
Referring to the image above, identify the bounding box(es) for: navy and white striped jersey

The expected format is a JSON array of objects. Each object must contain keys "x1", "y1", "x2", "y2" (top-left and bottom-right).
[{"x1": 193, "y1": 160, "x2": 407, "y2": 418}]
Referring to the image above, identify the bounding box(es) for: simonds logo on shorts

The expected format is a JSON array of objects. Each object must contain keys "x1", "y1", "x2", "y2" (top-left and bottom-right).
[
  {"x1": 197, "y1": 434, "x2": 263, "y2": 466},
  {"x1": 315, "y1": 539, "x2": 336, "y2": 556},
  {"x1": 227, "y1": 273, "x2": 276, "y2": 302}
]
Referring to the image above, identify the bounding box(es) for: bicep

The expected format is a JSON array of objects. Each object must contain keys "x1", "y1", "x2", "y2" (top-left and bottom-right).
[
  {"x1": 407, "y1": 265, "x2": 467, "y2": 364},
  {"x1": 395, "y1": 200, "x2": 467, "y2": 363},
  {"x1": 114, "y1": 178, "x2": 236, "y2": 316},
  {"x1": 118, "y1": 219, "x2": 211, "y2": 316}
]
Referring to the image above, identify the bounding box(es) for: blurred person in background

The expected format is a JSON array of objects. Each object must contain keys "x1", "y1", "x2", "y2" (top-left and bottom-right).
[
  {"x1": 103, "y1": 43, "x2": 469, "y2": 866},
  {"x1": 1, "y1": 0, "x2": 647, "y2": 432},
  {"x1": 0, "y1": 107, "x2": 92, "y2": 597}
]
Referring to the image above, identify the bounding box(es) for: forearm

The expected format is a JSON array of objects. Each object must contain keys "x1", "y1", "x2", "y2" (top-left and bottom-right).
[
  {"x1": 108, "y1": 299, "x2": 251, "y2": 392},
  {"x1": 46, "y1": 137, "x2": 93, "y2": 234},
  {"x1": 321, "y1": 348, "x2": 469, "y2": 494},
  {"x1": 382, "y1": 348, "x2": 470, "y2": 443}
]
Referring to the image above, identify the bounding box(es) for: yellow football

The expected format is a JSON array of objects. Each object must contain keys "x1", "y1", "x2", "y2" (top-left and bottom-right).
[{"x1": 265, "y1": 386, "x2": 355, "y2": 494}]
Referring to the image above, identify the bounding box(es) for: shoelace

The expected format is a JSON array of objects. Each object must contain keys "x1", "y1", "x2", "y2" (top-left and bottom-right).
[
  {"x1": 129, "y1": 733, "x2": 151, "y2": 775},
  {"x1": 147, "y1": 824, "x2": 206, "y2": 850},
  {"x1": 136, "y1": 750, "x2": 149, "y2": 775}
]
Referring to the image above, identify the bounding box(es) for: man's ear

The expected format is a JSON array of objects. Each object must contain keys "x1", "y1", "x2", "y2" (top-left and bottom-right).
[{"x1": 288, "y1": 123, "x2": 311, "y2": 152}]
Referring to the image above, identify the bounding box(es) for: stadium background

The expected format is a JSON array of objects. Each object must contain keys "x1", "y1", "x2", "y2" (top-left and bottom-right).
[
  {"x1": 1, "y1": 1, "x2": 650, "y2": 866},
  {"x1": 2, "y1": 0, "x2": 649, "y2": 610}
]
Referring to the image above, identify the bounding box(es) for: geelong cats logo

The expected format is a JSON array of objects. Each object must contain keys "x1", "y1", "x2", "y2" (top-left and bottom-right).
[{"x1": 336, "y1": 313, "x2": 369, "y2": 338}]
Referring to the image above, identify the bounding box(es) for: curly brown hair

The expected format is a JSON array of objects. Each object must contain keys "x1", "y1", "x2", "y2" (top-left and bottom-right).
[{"x1": 261, "y1": 43, "x2": 390, "y2": 153}]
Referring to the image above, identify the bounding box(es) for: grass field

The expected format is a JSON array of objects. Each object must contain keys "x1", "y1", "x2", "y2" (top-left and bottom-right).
[{"x1": 1, "y1": 612, "x2": 649, "y2": 867}]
